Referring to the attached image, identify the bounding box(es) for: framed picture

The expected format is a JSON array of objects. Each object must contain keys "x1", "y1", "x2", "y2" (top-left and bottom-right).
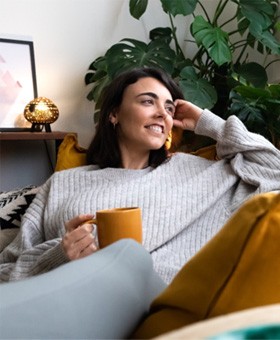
[{"x1": 0, "y1": 38, "x2": 38, "y2": 130}]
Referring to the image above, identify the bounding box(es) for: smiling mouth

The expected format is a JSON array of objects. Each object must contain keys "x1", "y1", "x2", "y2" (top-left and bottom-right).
[{"x1": 146, "y1": 125, "x2": 164, "y2": 134}]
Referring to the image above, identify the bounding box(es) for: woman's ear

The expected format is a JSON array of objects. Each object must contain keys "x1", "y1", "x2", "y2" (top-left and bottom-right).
[{"x1": 109, "y1": 111, "x2": 118, "y2": 125}]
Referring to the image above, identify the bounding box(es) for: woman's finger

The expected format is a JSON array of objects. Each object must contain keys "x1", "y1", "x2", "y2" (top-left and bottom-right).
[
  {"x1": 62, "y1": 222, "x2": 96, "y2": 260},
  {"x1": 65, "y1": 214, "x2": 94, "y2": 232},
  {"x1": 80, "y1": 242, "x2": 99, "y2": 258}
]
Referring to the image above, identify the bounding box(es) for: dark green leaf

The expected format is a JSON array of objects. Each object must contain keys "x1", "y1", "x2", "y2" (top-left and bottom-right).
[
  {"x1": 232, "y1": 84, "x2": 280, "y2": 145},
  {"x1": 173, "y1": 58, "x2": 193, "y2": 78},
  {"x1": 94, "y1": 110, "x2": 100, "y2": 124},
  {"x1": 191, "y1": 16, "x2": 232, "y2": 66},
  {"x1": 237, "y1": 17, "x2": 250, "y2": 36},
  {"x1": 236, "y1": 62, "x2": 268, "y2": 88},
  {"x1": 229, "y1": 91, "x2": 270, "y2": 137},
  {"x1": 105, "y1": 38, "x2": 176, "y2": 78},
  {"x1": 160, "y1": 0, "x2": 198, "y2": 16},
  {"x1": 240, "y1": 0, "x2": 274, "y2": 29},
  {"x1": 234, "y1": 85, "x2": 270, "y2": 100},
  {"x1": 85, "y1": 55, "x2": 111, "y2": 105},
  {"x1": 85, "y1": 72, "x2": 95, "y2": 86},
  {"x1": 179, "y1": 66, "x2": 217, "y2": 108},
  {"x1": 238, "y1": 0, "x2": 280, "y2": 54},
  {"x1": 249, "y1": 22, "x2": 280, "y2": 54},
  {"x1": 179, "y1": 65, "x2": 198, "y2": 80},
  {"x1": 149, "y1": 27, "x2": 173, "y2": 44},
  {"x1": 129, "y1": 0, "x2": 148, "y2": 19}
]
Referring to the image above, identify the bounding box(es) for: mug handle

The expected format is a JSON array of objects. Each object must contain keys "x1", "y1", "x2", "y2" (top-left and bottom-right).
[{"x1": 81, "y1": 219, "x2": 97, "y2": 225}]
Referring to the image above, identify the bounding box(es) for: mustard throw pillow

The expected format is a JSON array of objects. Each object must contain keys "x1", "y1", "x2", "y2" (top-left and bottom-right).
[
  {"x1": 191, "y1": 144, "x2": 218, "y2": 160},
  {"x1": 132, "y1": 192, "x2": 280, "y2": 339},
  {"x1": 55, "y1": 134, "x2": 87, "y2": 171}
]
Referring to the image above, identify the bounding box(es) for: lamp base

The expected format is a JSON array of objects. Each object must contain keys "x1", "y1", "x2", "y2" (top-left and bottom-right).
[{"x1": 31, "y1": 123, "x2": 52, "y2": 132}]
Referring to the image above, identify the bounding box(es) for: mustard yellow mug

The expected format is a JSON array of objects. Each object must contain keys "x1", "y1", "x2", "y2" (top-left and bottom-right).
[{"x1": 84, "y1": 207, "x2": 142, "y2": 248}]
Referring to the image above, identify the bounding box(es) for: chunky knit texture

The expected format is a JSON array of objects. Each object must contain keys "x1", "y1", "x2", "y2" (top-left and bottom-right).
[{"x1": 1, "y1": 110, "x2": 280, "y2": 283}]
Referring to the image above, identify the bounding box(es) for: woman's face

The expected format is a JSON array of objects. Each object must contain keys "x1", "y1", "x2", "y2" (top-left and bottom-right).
[{"x1": 112, "y1": 77, "x2": 175, "y2": 157}]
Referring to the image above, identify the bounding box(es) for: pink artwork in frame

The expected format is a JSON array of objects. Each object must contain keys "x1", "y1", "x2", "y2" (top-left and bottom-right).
[{"x1": 0, "y1": 38, "x2": 38, "y2": 130}]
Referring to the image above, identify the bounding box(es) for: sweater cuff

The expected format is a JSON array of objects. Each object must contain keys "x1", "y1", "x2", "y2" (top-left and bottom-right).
[
  {"x1": 194, "y1": 109, "x2": 225, "y2": 140},
  {"x1": 47, "y1": 243, "x2": 70, "y2": 269}
]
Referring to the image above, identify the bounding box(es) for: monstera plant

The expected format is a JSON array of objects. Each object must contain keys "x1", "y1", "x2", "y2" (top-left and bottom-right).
[{"x1": 85, "y1": 0, "x2": 280, "y2": 149}]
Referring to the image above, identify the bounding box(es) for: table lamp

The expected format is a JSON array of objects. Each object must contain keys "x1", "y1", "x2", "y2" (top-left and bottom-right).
[{"x1": 24, "y1": 97, "x2": 59, "y2": 132}]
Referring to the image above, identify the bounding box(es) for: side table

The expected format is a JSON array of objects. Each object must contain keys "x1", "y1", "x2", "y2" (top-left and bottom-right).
[
  {"x1": 0, "y1": 131, "x2": 75, "y2": 191},
  {"x1": 0, "y1": 131, "x2": 74, "y2": 156}
]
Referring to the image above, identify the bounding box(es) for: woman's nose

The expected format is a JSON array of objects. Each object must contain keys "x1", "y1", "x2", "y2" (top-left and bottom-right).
[{"x1": 156, "y1": 104, "x2": 168, "y2": 119}]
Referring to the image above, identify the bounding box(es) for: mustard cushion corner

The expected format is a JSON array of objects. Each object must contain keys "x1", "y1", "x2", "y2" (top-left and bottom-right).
[
  {"x1": 55, "y1": 134, "x2": 87, "y2": 171},
  {"x1": 132, "y1": 192, "x2": 280, "y2": 339},
  {"x1": 191, "y1": 144, "x2": 218, "y2": 160}
]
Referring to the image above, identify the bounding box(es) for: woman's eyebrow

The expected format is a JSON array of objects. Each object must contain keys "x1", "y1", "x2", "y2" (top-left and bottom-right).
[{"x1": 136, "y1": 92, "x2": 175, "y2": 106}]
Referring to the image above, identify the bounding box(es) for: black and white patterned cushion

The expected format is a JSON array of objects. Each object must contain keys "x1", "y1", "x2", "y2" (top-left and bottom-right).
[{"x1": 0, "y1": 186, "x2": 39, "y2": 229}]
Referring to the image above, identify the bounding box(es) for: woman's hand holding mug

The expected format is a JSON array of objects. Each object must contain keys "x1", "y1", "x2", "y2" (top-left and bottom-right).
[
  {"x1": 62, "y1": 207, "x2": 142, "y2": 260},
  {"x1": 62, "y1": 214, "x2": 99, "y2": 260}
]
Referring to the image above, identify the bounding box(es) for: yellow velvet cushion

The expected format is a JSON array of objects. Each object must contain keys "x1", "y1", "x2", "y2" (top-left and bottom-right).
[
  {"x1": 132, "y1": 192, "x2": 280, "y2": 339},
  {"x1": 55, "y1": 134, "x2": 87, "y2": 171}
]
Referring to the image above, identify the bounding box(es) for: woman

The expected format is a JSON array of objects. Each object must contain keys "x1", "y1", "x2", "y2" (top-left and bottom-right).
[{"x1": 1, "y1": 67, "x2": 280, "y2": 283}]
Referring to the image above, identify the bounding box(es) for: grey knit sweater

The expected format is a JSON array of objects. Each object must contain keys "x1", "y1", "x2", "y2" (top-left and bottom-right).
[{"x1": 1, "y1": 110, "x2": 280, "y2": 283}]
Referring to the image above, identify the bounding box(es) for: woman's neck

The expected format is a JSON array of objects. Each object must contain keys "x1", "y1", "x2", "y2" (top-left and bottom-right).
[
  {"x1": 121, "y1": 159, "x2": 149, "y2": 170},
  {"x1": 120, "y1": 151, "x2": 149, "y2": 169}
]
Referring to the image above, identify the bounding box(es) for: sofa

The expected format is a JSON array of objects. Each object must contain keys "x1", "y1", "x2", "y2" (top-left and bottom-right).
[{"x1": 1, "y1": 134, "x2": 280, "y2": 339}]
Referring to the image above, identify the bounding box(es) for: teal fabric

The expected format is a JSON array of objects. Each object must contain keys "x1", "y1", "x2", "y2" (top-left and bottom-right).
[
  {"x1": 210, "y1": 324, "x2": 280, "y2": 339},
  {"x1": 0, "y1": 239, "x2": 166, "y2": 339}
]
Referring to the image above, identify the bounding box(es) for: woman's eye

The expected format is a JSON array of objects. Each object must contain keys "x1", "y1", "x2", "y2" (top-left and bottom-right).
[
  {"x1": 142, "y1": 99, "x2": 153, "y2": 105},
  {"x1": 166, "y1": 106, "x2": 175, "y2": 116}
]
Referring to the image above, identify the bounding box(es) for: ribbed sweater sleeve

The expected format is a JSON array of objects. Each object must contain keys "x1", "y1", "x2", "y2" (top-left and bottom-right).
[
  {"x1": 0, "y1": 181, "x2": 69, "y2": 282},
  {"x1": 195, "y1": 109, "x2": 280, "y2": 191}
]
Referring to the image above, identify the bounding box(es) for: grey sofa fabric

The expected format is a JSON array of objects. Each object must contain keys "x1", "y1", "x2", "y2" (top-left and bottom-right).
[{"x1": 0, "y1": 239, "x2": 166, "y2": 339}]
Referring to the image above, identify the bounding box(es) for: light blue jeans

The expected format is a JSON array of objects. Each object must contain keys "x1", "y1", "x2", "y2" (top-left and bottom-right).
[{"x1": 0, "y1": 239, "x2": 166, "y2": 339}]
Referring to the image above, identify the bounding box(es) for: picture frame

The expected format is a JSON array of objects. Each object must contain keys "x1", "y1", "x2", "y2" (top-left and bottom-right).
[{"x1": 0, "y1": 37, "x2": 38, "y2": 131}]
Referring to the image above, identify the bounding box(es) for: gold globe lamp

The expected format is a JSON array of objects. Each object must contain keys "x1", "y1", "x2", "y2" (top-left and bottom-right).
[{"x1": 24, "y1": 97, "x2": 59, "y2": 132}]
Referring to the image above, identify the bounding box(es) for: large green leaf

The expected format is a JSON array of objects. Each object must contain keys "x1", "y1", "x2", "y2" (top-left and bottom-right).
[
  {"x1": 238, "y1": 0, "x2": 280, "y2": 54},
  {"x1": 191, "y1": 16, "x2": 232, "y2": 66},
  {"x1": 229, "y1": 85, "x2": 280, "y2": 143},
  {"x1": 160, "y1": 0, "x2": 198, "y2": 16},
  {"x1": 239, "y1": 0, "x2": 274, "y2": 29},
  {"x1": 105, "y1": 38, "x2": 176, "y2": 78},
  {"x1": 249, "y1": 22, "x2": 280, "y2": 54},
  {"x1": 179, "y1": 66, "x2": 217, "y2": 109},
  {"x1": 236, "y1": 62, "x2": 268, "y2": 88},
  {"x1": 85, "y1": 56, "x2": 111, "y2": 105},
  {"x1": 228, "y1": 91, "x2": 270, "y2": 139},
  {"x1": 234, "y1": 85, "x2": 270, "y2": 100},
  {"x1": 129, "y1": 0, "x2": 148, "y2": 19}
]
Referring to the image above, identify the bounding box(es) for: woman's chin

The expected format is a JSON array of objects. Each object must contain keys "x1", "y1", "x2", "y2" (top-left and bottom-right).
[{"x1": 149, "y1": 143, "x2": 165, "y2": 150}]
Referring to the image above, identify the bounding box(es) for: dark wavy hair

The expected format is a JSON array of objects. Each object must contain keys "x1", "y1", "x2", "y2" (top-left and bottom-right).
[{"x1": 86, "y1": 67, "x2": 184, "y2": 168}]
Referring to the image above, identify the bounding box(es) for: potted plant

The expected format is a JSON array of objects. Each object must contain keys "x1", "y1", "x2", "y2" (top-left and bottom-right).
[{"x1": 85, "y1": 0, "x2": 280, "y2": 150}]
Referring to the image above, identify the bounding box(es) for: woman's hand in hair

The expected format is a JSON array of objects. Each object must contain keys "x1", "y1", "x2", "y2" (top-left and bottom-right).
[
  {"x1": 62, "y1": 214, "x2": 99, "y2": 260},
  {"x1": 172, "y1": 100, "x2": 203, "y2": 131}
]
